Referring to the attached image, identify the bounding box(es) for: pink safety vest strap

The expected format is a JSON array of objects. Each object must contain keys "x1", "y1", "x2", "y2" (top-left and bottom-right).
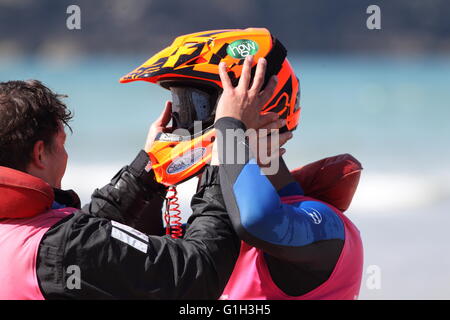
[
  {"x1": 0, "y1": 208, "x2": 75, "y2": 300},
  {"x1": 221, "y1": 195, "x2": 363, "y2": 300}
]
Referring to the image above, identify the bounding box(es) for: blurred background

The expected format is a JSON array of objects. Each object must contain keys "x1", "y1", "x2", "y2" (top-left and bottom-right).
[{"x1": 1, "y1": 0, "x2": 449, "y2": 299}]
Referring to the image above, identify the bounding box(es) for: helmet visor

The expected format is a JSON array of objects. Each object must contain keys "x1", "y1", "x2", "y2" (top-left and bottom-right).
[{"x1": 170, "y1": 86, "x2": 217, "y2": 135}]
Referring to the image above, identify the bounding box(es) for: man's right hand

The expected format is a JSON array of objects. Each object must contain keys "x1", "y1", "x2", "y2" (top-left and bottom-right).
[
  {"x1": 213, "y1": 55, "x2": 292, "y2": 165},
  {"x1": 214, "y1": 55, "x2": 279, "y2": 130}
]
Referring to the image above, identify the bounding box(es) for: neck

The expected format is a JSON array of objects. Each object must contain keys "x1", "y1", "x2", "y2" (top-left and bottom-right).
[{"x1": 265, "y1": 157, "x2": 295, "y2": 191}]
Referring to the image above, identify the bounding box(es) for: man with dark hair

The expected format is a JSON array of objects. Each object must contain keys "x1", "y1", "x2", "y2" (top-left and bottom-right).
[
  {"x1": 0, "y1": 80, "x2": 72, "y2": 177},
  {"x1": 0, "y1": 69, "x2": 281, "y2": 299}
]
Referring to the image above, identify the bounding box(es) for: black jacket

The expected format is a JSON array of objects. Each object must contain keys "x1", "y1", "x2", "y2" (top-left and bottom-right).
[{"x1": 36, "y1": 151, "x2": 240, "y2": 299}]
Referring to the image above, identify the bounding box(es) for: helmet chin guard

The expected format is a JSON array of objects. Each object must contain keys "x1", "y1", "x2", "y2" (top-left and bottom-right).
[
  {"x1": 148, "y1": 128, "x2": 215, "y2": 186},
  {"x1": 147, "y1": 85, "x2": 217, "y2": 186}
]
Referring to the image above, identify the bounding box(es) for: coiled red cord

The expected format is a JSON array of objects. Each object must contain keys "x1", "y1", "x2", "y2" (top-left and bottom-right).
[{"x1": 164, "y1": 186, "x2": 183, "y2": 239}]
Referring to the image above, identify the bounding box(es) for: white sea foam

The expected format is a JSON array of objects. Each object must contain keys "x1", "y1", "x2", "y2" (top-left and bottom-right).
[
  {"x1": 61, "y1": 163, "x2": 121, "y2": 205},
  {"x1": 62, "y1": 162, "x2": 450, "y2": 219},
  {"x1": 61, "y1": 162, "x2": 198, "y2": 220},
  {"x1": 351, "y1": 172, "x2": 450, "y2": 216}
]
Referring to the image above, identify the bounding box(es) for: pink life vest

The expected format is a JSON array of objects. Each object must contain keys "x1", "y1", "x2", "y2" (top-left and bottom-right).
[
  {"x1": 0, "y1": 208, "x2": 75, "y2": 300},
  {"x1": 220, "y1": 195, "x2": 364, "y2": 300}
]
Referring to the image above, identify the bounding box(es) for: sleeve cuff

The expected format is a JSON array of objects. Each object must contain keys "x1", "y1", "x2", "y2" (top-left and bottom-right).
[
  {"x1": 214, "y1": 117, "x2": 247, "y2": 134},
  {"x1": 129, "y1": 150, "x2": 152, "y2": 177},
  {"x1": 129, "y1": 150, "x2": 167, "y2": 197},
  {"x1": 214, "y1": 117, "x2": 250, "y2": 165},
  {"x1": 198, "y1": 165, "x2": 220, "y2": 188}
]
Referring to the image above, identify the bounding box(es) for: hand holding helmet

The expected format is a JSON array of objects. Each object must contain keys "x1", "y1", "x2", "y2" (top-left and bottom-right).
[
  {"x1": 212, "y1": 56, "x2": 291, "y2": 165},
  {"x1": 144, "y1": 100, "x2": 173, "y2": 153},
  {"x1": 214, "y1": 55, "x2": 278, "y2": 130}
]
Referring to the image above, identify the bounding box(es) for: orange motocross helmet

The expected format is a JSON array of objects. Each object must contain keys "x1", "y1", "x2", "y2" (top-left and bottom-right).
[{"x1": 120, "y1": 28, "x2": 301, "y2": 186}]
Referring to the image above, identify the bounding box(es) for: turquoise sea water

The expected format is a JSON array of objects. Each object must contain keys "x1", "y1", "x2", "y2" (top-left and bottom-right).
[
  {"x1": 2, "y1": 54, "x2": 449, "y2": 169},
  {"x1": 1, "y1": 54, "x2": 450, "y2": 299}
]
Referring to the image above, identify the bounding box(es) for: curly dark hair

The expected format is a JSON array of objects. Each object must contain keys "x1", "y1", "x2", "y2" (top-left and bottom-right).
[{"x1": 0, "y1": 80, "x2": 73, "y2": 171}]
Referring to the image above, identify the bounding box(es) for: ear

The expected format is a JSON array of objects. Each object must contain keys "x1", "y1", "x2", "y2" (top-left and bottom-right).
[{"x1": 30, "y1": 140, "x2": 46, "y2": 169}]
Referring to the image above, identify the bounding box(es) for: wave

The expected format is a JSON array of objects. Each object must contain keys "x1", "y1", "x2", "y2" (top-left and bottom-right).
[
  {"x1": 351, "y1": 172, "x2": 450, "y2": 216},
  {"x1": 61, "y1": 163, "x2": 198, "y2": 220},
  {"x1": 62, "y1": 163, "x2": 122, "y2": 205},
  {"x1": 62, "y1": 163, "x2": 450, "y2": 219}
]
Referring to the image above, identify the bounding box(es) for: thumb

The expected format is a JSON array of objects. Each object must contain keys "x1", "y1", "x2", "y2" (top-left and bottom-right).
[{"x1": 156, "y1": 101, "x2": 172, "y2": 127}]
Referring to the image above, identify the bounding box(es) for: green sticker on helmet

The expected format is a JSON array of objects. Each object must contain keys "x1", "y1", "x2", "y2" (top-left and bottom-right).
[{"x1": 227, "y1": 39, "x2": 259, "y2": 59}]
